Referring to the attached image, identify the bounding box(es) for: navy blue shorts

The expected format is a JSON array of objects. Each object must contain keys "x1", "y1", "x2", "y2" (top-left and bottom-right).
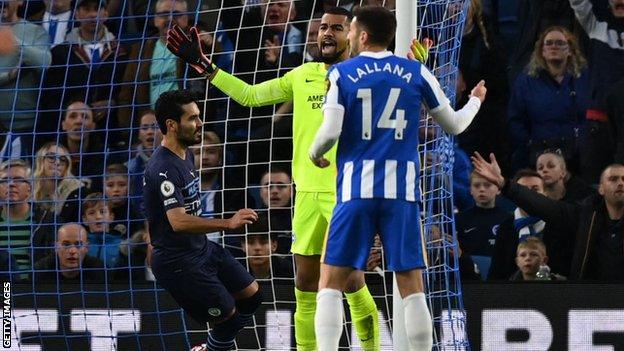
[{"x1": 153, "y1": 241, "x2": 255, "y2": 323}]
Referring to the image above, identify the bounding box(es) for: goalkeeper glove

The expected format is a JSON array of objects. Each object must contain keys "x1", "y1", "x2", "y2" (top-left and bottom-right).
[
  {"x1": 408, "y1": 38, "x2": 433, "y2": 64},
  {"x1": 166, "y1": 25, "x2": 215, "y2": 76}
]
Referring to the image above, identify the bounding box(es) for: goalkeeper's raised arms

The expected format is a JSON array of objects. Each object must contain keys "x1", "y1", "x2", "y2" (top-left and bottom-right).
[
  {"x1": 168, "y1": 23, "x2": 432, "y2": 78},
  {"x1": 166, "y1": 25, "x2": 216, "y2": 77}
]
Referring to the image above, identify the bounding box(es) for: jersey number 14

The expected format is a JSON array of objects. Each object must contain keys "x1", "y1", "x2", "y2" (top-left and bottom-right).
[{"x1": 357, "y1": 88, "x2": 407, "y2": 140}]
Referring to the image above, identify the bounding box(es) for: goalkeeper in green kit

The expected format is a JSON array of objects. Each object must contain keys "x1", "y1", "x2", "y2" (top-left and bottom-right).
[{"x1": 166, "y1": 7, "x2": 430, "y2": 350}]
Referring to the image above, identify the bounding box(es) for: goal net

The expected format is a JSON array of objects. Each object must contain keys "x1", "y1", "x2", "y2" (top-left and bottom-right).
[{"x1": 0, "y1": 0, "x2": 469, "y2": 349}]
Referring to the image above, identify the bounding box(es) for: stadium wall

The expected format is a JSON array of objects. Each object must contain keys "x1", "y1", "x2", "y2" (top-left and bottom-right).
[{"x1": 4, "y1": 282, "x2": 624, "y2": 350}]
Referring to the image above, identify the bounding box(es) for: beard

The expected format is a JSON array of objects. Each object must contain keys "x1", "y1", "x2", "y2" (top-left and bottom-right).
[
  {"x1": 179, "y1": 130, "x2": 201, "y2": 147},
  {"x1": 320, "y1": 48, "x2": 346, "y2": 64}
]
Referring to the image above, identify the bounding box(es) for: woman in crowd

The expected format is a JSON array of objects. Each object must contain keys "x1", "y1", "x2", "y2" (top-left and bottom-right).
[
  {"x1": 508, "y1": 26, "x2": 589, "y2": 174},
  {"x1": 535, "y1": 150, "x2": 594, "y2": 203},
  {"x1": 32, "y1": 142, "x2": 88, "y2": 222}
]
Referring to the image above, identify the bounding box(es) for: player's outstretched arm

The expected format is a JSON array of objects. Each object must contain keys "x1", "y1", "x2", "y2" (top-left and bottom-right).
[
  {"x1": 166, "y1": 207, "x2": 258, "y2": 233},
  {"x1": 167, "y1": 25, "x2": 291, "y2": 108},
  {"x1": 423, "y1": 66, "x2": 487, "y2": 135}
]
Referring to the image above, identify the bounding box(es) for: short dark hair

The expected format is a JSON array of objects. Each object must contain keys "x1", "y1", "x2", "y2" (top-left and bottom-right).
[
  {"x1": 600, "y1": 163, "x2": 624, "y2": 183},
  {"x1": 154, "y1": 90, "x2": 199, "y2": 134},
  {"x1": 259, "y1": 165, "x2": 292, "y2": 183},
  {"x1": 512, "y1": 168, "x2": 542, "y2": 184},
  {"x1": 353, "y1": 5, "x2": 396, "y2": 47},
  {"x1": 105, "y1": 163, "x2": 128, "y2": 178},
  {"x1": 82, "y1": 192, "x2": 109, "y2": 214},
  {"x1": 324, "y1": 6, "x2": 353, "y2": 21},
  {"x1": 242, "y1": 214, "x2": 278, "y2": 245}
]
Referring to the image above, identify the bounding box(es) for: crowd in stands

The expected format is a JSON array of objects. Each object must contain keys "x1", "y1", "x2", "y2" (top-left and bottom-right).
[{"x1": 0, "y1": 0, "x2": 623, "y2": 285}]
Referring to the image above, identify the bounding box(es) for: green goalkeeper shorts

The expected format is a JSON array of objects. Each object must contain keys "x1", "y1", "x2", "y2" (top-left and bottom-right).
[{"x1": 291, "y1": 191, "x2": 336, "y2": 256}]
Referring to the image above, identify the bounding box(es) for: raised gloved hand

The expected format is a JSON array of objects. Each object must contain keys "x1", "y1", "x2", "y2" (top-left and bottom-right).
[
  {"x1": 407, "y1": 38, "x2": 433, "y2": 64},
  {"x1": 166, "y1": 25, "x2": 215, "y2": 76}
]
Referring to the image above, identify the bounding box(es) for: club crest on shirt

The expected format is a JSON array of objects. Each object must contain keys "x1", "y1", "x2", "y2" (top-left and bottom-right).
[
  {"x1": 208, "y1": 308, "x2": 221, "y2": 317},
  {"x1": 160, "y1": 180, "x2": 175, "y2": 197}
]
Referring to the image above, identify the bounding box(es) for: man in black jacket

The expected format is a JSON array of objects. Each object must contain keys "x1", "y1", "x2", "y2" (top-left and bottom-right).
[{"x1": 472, "y1": 152, "x2": 624, "y2": 281}]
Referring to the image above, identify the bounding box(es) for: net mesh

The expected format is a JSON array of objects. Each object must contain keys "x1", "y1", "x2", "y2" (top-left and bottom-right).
[{"x1": 0, "y1": 0, "x2": 469, "y2": 349}]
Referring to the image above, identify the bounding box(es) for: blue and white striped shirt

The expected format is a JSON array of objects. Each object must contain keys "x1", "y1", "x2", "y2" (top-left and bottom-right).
[{"x1": 324, "y1": 51, "x2": 450, "y2": 203}]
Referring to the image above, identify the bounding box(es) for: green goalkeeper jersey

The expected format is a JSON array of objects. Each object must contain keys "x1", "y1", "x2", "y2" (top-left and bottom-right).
[{"x1": 211, "y1": 62, "x2": 337, "y2": 193}]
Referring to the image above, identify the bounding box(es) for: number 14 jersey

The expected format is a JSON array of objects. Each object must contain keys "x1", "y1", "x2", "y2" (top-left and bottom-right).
[{"x1": 324, "y1": 51, "x2": 451, "y2": 203}]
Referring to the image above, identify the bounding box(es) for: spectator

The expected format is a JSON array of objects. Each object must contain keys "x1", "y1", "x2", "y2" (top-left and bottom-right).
[
  {"x1": 508, "y1": 26, "x2": 589, "y2": 173},
  {"x1": 192, "y1": 130, "x2": 253, "y2": 214},
  {"x1": 488, "y1": 169, "x2": 552, "y2": 279},
  {"x1": 33, "y1": 223, "x2": 105, "y2": 283},
  {"x1": 237, "y1": 0, "x2": 303, "y2": 74},
  {"x1": 258, "y1": 166, "x2": 292, "y2": 254},
  {"x1": 103, "y1": 163, "x2": 143, "y2": 237},
  {"x1": 509, "y1": 236, "x2": 565, "y2": 281},
  {"x1": 304, "y1": 17, "x2": 321, "y2": 62},
  {"x1": 194, "y1": 131, "x2": 224, "y2": 218},
  {"x1": 535, "y1": 150, "x2": 594, "y2": 203},
  {"x1": 456, "y1": 172, "x2": 513, "y2": 280},
  {"x1": 571, "y1": 0, "x2": 624, "y2": 183},
  {"x1": 127, "y1": 110, "x2": 161, "y2": 216},
  {"x1": 42, "y1": 0, "x2": 75, "y2": 48},
  {"x1": 40, "y1": 0, "x2": 129, "y2": 143},
  {"x1": 0, "y1": 159, "x2": 55, "y2": 273},
  {"x1": 473, "y1": 153, "x2": 624, "y2": 281},
  {"x1": 32, "y1": 142, "x2": 88, "y2": 223},
  {"x1": 240, "y1": 217, "x2": 293, "y2": 279},
  {"x1": 192, "y1": 131, "x2": 255, "y2": 245},
  {"x1": 58, "y1": 100, "x2": 108, "y2": 189},
  {"x1": 0, "y1": 0, "x2": 50, "y2": 142},
  {"x1": 259, "y1": 167, "x2": 292, "y2": 209},
  {"x1": 507, "y1": 0, "x2": 587, "y2": 83},
  {"x1": 117, "y1": 0, "x2": 190, "y2": 129},
  {"x1": 81, "y1": 192, "x2": 125, "y2": 269}
]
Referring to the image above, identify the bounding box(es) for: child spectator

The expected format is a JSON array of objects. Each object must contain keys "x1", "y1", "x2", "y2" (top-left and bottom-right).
[
  {"x1": 489, "y1": 169, "x2": 552, "y2": 280},
  {"x1": 535, "y1": 150, "x2": 594, "y2": 203},
  {"x1": 81, "y1": 192, "x2": 125, "y2": 269},
  {"x1": 510, "y1": 237, "x2": 565, "y2": 281},
  {"x1": 104, "y1": 163, "x2": 143, "y2": 236},
  {"x1": 456, "y1": 172, "x2": 512, "y2": 280},
  {"x1": 258, "y1": 166, "x2": 292, "y2": 253},
  {"x1": 240, "y1": 217, "x2": 293, "y2": 280}
]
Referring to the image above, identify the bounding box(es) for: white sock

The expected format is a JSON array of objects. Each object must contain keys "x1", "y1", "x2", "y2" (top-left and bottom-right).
[
  {"x1": 315, "y1": 288, "x2": 343, "y2": 351},
  {"x1": 403, "y1": 293, "x2": 433, "y2": 351}
]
